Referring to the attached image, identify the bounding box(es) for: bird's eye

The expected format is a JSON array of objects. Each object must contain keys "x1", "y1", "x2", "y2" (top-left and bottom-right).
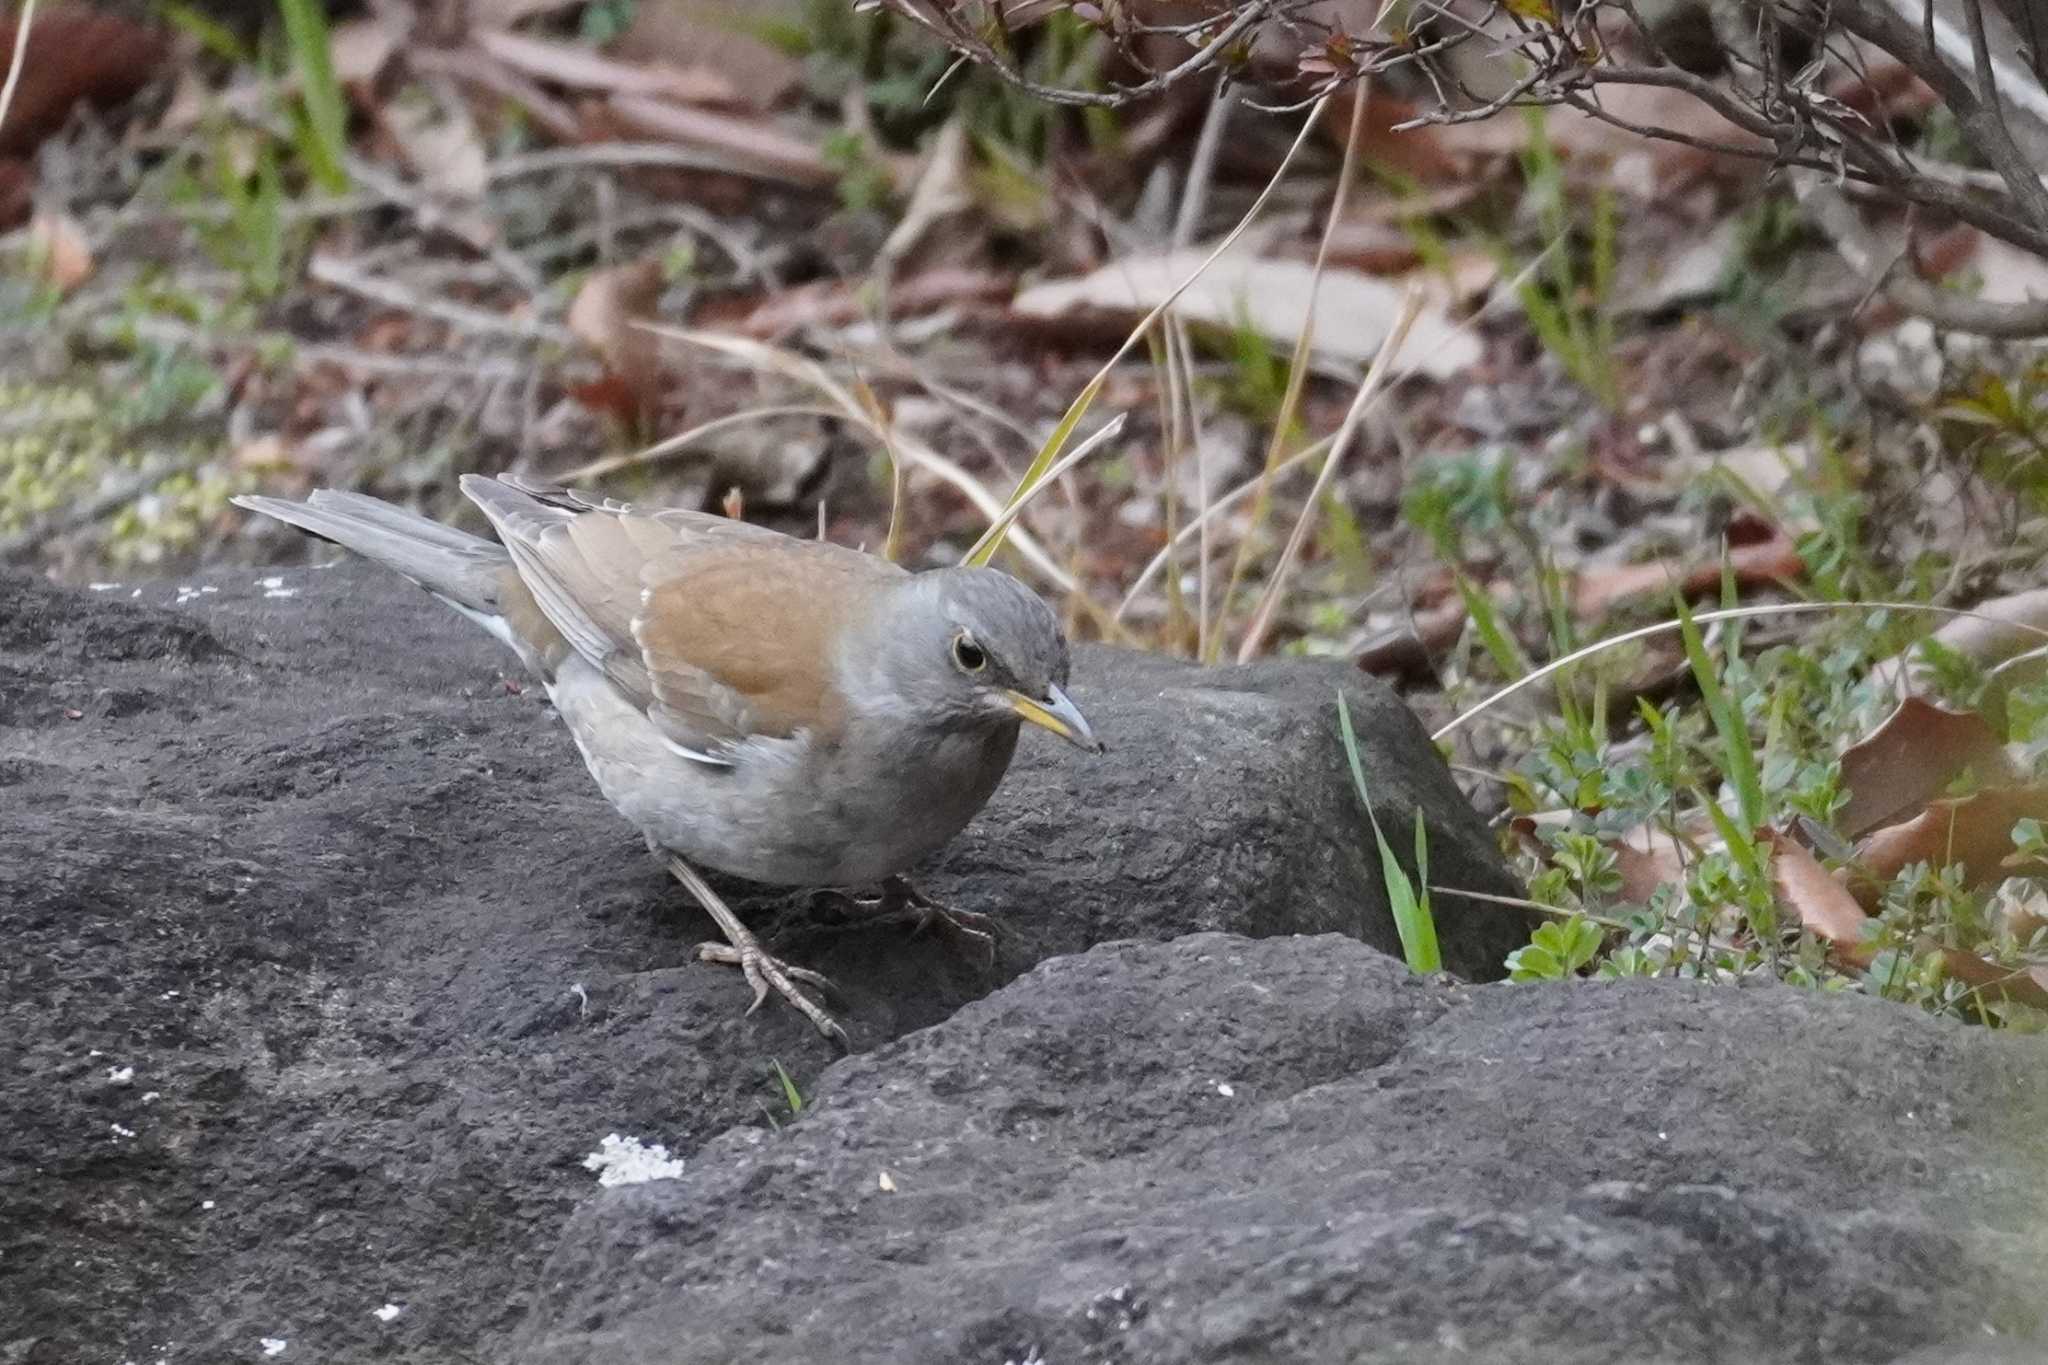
[{"x1": 952, "y1": 633, "x2": 987, "y2": 672}]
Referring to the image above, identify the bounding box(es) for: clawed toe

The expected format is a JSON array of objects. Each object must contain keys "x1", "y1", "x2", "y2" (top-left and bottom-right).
[
  {"x1": 696, "y1": 940, "x2": 846, "y2": 1045},
  {"x1": 667, "y1": 855, "x2": 848, "y2": 1047}
]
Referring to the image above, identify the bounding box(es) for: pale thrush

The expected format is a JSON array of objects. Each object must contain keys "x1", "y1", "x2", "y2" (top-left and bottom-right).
[{"x1": 232, "y1": 475, "x2": 1101, "y2": 1046}]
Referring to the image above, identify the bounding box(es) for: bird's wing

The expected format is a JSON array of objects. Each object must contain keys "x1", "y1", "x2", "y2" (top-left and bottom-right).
[{"x1": 460, "y1": 474, "x2": 903, "y2": 759}]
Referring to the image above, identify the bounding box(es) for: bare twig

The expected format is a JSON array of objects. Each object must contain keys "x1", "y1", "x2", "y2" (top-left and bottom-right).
[
  {"x1": 883, "y1": 0, "x2": 1275, "y2": 108},
  {"x1": 307, "y1": 253, "x2": 573, "y2": 344},
  {"x1": 1795, "y1": 169, "x2": 2048, "y2": 336}
]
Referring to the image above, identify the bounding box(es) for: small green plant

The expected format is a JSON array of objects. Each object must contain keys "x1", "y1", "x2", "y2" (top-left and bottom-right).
[
  {"x1": 1338, "y1": 691, "x2": 1442, "y2": 974},
  {"x1": 1506, "y1": 916, "x2": 1602, "y2": 981},
  {"x1": 275, "y1": 0, "x2": 351, "y2": 192},
  {"x1": 166, "y1": 129, "x2": 297, "y2": 299},
  {"x1": 759, "y1": 1058, "x2": 807, "y2": 1130},
  {"x1": 1509, "y1": 108, "x2": 1620, "y2": 410}
]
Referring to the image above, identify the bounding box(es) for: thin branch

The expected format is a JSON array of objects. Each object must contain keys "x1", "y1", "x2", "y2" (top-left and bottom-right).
[
  {"x1": 887, "y1": 0, "x2": 1275, "y2": 108},
  {"x1": 1795, "y1": 168, "x2": 2048, "y2": 336}
]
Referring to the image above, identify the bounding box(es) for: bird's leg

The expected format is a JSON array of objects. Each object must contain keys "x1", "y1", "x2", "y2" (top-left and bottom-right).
[
  {"x1": 666, "y1": 855, "x2": 848, "y2": 1048},
  {"x1": 815, "y1": 877, "x2": 998, "y2": 968}
]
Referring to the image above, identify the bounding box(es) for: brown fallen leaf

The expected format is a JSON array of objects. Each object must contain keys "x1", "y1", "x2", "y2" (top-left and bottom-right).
[
  {"x1": 26, "y1": 212, "x2": 93, "y2": 293},
  {"x1": 1507, "y1": 815, "x2": 1694, "y2": 908},
  {"x1": 567, "y1": 258, "x2": 668, "y2": 421},
  {"x1": 0, "y1": 8, "x2": 166, "y2": 160},
  {"x1": 1320, "y1": 88, "x2": 1528, "y2": 185},
  {"x1": 1852, "y1": 786, "x2": 2048, "y2": 908},
  {"x1": 472, "y1": 28, "x2": 739, "y2": 105},
  {"x1": 1321, "y1": 80, "x2": 1766, "y2": 199},
  {"x1": 1933, "y1": 950, "x2": 2048, "y2": 1011},
  {"x1": 1570, "y1": 532, "x2": 1805, "y2": 620},
  {"x1": 1010, "y1": 245, "x2": 1481, "y2": 380},
  {"x1": 1836, "y1": 697, "x2": 2020, "y2": 840},
  {"x1": 1764, "y1": 828, "x2": 1874, "y2": 963},
  {"x1": 610, "y1": 0, "x2": 805, "y2": 111},
  {"x1": 1355, "y1": 599, "x2": 1466, "y2": 683},
  {"x1": 1765, "y1": 828, "x2": 2048, "y2": 1006},
  {"x1": 1613, "y1": 823, "x2": 1690, "y2": 906},
  {"x1": 1870, "y1": 586, "x2": 2048, "y2": 694},
  {"x1": 605, "y1": 95, "x2": 846, "y2": 189},
  {"x1": 710, "y1": 267, "x2": 1015, "y2": 341}
]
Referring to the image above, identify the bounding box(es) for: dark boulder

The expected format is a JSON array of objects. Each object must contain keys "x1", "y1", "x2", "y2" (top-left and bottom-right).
[{"x1": 0, "y1": 562, "x2": 1520, "y2": 1363}]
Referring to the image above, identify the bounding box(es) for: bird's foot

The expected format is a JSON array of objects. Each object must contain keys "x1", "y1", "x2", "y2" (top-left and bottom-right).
[
  {"x1": 814, "y1": 877, "x2": 997, "y2": 969},
  {"x1": 695, "y1": 937, "x2": 847, "y2": 1048},
  {"x1": 665, "y1": 853, "x2": 848, "y2": 1049}
]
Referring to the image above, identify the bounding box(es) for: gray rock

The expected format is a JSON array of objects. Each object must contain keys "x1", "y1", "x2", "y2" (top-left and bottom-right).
[
  {"x1": 0, "y1": 562, "x2": 1518, "y2": 1363},
  {"x1": 519, "y1": 933, "x2": 2048, "y2": 1365}
]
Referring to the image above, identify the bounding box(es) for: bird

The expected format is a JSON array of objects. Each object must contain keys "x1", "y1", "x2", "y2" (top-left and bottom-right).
[{"x1": 231, "y1": 474, "x2": 1101, "y2": 1046}]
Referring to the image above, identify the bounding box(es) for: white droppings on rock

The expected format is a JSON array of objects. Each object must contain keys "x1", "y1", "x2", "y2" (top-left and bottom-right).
[
  {"x1": 372, "y1": 1303, "x2": 403, "y2": 1323},
  {"x1": 141, "y1": 1091, "x2": 161, "y2": 1103},
  {"x1": 110, "y1": 1123, "x2": 135, "y2": 1138},
  {"x1": 201, "y1": 1199, "x2": 215, "y2": 1210},
  {"x1": 1214, "y1": 1080, "x2": 1236, "y2": 1098},
  {"x1": 89, "y1": 582, "x2": 122, "y2": 591},
  {"x1": 582, "y1": 1133, "x2": 684, "y2": 1187},
  {"x1": 107, "y1": 1066, "x2": 135, "y2": 1085},
  {"x1": 260, "y1": 1337, "x2": 287, "y2": 1356}
]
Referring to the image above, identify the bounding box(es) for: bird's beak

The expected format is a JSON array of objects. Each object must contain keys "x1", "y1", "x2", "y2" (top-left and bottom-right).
[{"x1": 1005, "y1": 684, "x2": 1103, "y2": 753}]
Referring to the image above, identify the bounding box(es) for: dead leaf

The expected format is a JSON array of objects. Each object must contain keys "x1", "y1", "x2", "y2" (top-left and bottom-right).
[
  {"x1": 27, "y1": 212, "x2": 93, "y2": 292},
  {"x1": 1355, "y1": 598, "x2": 1466, "y2": 683},
  {"x1": 1837, "y1": 697, "x2": 2021, "y2": 839},
  {"x1": 1933, "y1": 950, "x2": 2048, "y2": 1011},
  {"x1": 1871, "y1": 587, "x2": 2048, "y2": 694},
  {"x1": 383, "y1": 89, "x2": 489, "y2": 199},
  {"x1": 473, "y1": 28, "x2": 740, "y2": 106},
  {"x1": 605, "y1": 95, "x2": 845, "y2": 189},
  {"x1": 0, "y1": 8, "x2": 166, "y2": 160},
  {"x1": 1613, "y1": 217, "x2": 1741, "y2": 316},
  {"x1": 468, "y1": 0, "x2": 583, "y2": 27},
  {"x1": 410, "y1": 45, "x2": 583, "y2": 143},
  {"x1": 712, "y1": 266, "x2": 1014, "y2": 340},
  {"x1": 1010, "y1": 245, "x2": 1480, "y2": 380},
  {"x1": 1853, "y1": 786, "x2": 2048, "y2": 907},
  {"x1": 1764, "y1": 828, "x2": 1874, "y2": 961},
  {"x1": 1953, "y1": 234, "x2": 2048, "y2": 306},
  {"x1": 1320, "y1": 88, "x2": 1527, "y2": 185},
  {"x1": 1321, "y1": 218, "x2": 1423, "y2": 275},
  {"x1": 1570, "y1": 532, "x2": 1805, "y2": 620},
  {"x1": 1824, "y1": 58, "x2": 1937, "y2": 124},
  {"x1": 331, "y1": 15, "x2": 401, "y2": 87},
  {"x1": 879, "y1": 118, "x2": 978, "y2": 270},
  {"x1": 1321, "y1": 80, "x2": 1766, "y2": 199},
  {"x1": 610, "y1": 0, "x2": 806, "y2": 111},
  {"x1": 567, "y1": 258, "x2": 668, "y2": 418},
  {"x1": 1613, "y1": 823, "x2": 1690, "y2": 906}
]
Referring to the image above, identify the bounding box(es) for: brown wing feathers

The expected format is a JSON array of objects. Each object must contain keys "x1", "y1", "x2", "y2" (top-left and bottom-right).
[{"x1": 458, "y1": 474, "x2": 904, "y2": 754}]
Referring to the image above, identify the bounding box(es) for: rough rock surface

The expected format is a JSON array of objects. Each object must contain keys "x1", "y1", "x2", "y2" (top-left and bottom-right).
[
  {"x1": 1, "y1": 563, "x2": 1521, "y2": 1363},
  {"x1": 523, "y1": 934, "x2": 2048, "y2": 1365}
]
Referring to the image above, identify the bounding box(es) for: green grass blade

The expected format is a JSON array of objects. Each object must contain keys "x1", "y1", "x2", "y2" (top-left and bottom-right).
[
  {"x1": 277, "y1": 0, "x2": 350, "y2": 193},
  {"x1": 964, "y1": 93, "x2": 1332, "y2": 568},
  {"x1": 1674, "y1": 593, "x2": 1765, "y2": 832},
  {"x1": 1339, "y1": 691, "x2": 1443, "y2": 974}
]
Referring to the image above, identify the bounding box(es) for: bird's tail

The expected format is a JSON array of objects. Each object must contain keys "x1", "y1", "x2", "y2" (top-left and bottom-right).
[{"x1": 231, "y1": 490, "x2": 513, "y2": 629}]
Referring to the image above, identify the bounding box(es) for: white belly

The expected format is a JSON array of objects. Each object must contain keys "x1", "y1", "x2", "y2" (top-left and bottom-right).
[{"x1": 543, "y1": 658, "x2": 1014, "y2": 886}]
